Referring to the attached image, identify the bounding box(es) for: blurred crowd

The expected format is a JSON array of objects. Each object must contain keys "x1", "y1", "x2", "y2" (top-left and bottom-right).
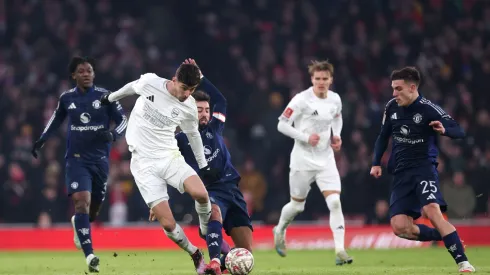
[{"x1": 1, "y1": 0, "x2": 489, "y2": 227}]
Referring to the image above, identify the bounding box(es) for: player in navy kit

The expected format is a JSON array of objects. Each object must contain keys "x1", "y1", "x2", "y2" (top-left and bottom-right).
[
  {"x1": 32, "y1": 56, "x2": 127, "y2": 273},
  {"x1": 370, "y1": 67, "x2": 475, "y2": 272},
  {"x1": 176, "y1": 59, "x2": 252, "y2": 275}
]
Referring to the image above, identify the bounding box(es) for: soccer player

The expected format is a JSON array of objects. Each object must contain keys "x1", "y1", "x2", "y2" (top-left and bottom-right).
[
  {"x1": 370, "y1": 67, "x2": 475, "y2": 272},
  {"x1": 273, "y1": 60, "x2": 353, "y2": 265},
  {"x1": 100, "y1": 63, "x2": 218, "y2": 273},
  {"x1": 31, "y1": 56, "x2": 127, "y2": 272},
  {"x1": 174, "y1": 59, "x2": 253, "y2": 275}
]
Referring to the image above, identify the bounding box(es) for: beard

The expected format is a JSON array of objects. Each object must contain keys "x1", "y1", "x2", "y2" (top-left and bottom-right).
[{"x1": 198, "y1": 118, "x2": 209, "y2": 130}]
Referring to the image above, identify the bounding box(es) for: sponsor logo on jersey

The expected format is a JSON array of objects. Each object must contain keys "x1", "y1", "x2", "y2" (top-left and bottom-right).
[
  {"x1": 206, "y1": 148, "x2": 221, "y2": 163},
  {"x1": 204, "y1": 145, "x2": 212, "y2": 155},
  {"x1": 71, "y1": 125, "x2": 105, "y2": 132},
  {"x1": 394, "y1": 136, "x2": 424, "y2": 144},
  {"x1": 400, "y1": 125, "x2": 410, "y2": 136},
  {"x1": 80, "y1": 113, "x2": 91, "y2": 124},
  {"x1": 142, "y1": 102, "x2": 173, "y2": 128}
]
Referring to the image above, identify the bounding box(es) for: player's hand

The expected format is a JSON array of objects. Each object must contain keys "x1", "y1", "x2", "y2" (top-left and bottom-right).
[
  {"x1": 96, "y1": 130, "x2": 114, "y2": 142},
  {"x1": 370, "y1": 166, "x2": 382, "y2": 178},
  {"x1": 149, "y1": 209, "x2": 156, "y2": 222},
  {"x1": 199, "y1": 165, "x2": 221, "y2": 183},
  {"x1": 31, "y1": 140, "x2": 44, "y2": 159},
  {"x1": 331, "y1": 136, "x2": 342, "y2": 151},
  {"x1": 308, "y1": 133, "x2": 320, "y2": 147},
  {"x1": 183, "y1": 58, "x2": 203, "y2": 78},
  {"x1": 100, "y1": 93, "x2": 111, "y2": 105},
  {"x1": 429, "y1": 121, "x2": 445, "y2": 135}
]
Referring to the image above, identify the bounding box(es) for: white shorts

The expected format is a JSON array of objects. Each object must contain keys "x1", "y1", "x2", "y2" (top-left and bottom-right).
[
  {"x1": 289, "y1": 168, "x2": 341, "y2": 199},
  {"x1": 130, "y1": 153, "x2": 197, "y2": 207}
]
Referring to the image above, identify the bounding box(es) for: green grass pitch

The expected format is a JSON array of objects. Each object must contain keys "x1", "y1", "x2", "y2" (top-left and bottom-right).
[{"x1": 0, "y1": 248, "x2": 488, "y2": 275}]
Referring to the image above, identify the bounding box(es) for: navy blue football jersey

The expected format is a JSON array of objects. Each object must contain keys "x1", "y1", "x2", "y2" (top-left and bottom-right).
[
  {"x1": 39, "y1": 86, "x2": 127, "y2": 162},
  {"x1": 176, "y1": 77, "x2": 240, "y2": 186},
  {"x1": 373, "y1": 95, "x2": 465, "y2": 174}
]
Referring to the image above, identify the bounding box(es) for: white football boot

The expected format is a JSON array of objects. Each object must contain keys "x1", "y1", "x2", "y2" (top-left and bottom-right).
[
  {"x1": 335, "y1": 250, "x2": 353, "y2": 265},
  {"x1": 273, "y1": 226, "x2": 287, "y2": 257},
  {"x1": 71, "y1": 215, "x2": 81, "y2": 250},
  {"x1": 86, "y1": 253, "x2": 100, "y2": 273},
  {"x1": 458, "y1": 261, "x2": 476, "y2": 273}
]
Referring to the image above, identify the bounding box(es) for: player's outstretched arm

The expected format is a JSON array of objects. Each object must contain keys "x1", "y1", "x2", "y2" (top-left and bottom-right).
[
  {"x1": 200, "y1": 77, "x2": 227, "y2": 122},
  {"x1": 32, "y1": 94, "x2": 68, "y2": 158},
  {"x1": 183, "y1": 58, "x2": 227, "y2": 123},
  {"x1": 102, "y1": 80, "x2": 138, "y2": 104}
]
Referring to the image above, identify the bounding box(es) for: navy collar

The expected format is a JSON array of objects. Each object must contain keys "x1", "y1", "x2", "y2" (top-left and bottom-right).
[{"x1": 76, "y1": 85, "x2": 95, "y2": 94}]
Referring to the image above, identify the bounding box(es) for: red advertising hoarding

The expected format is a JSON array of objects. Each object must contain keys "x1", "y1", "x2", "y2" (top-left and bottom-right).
[{"x1": 1, "y1": 225, "x2": 489, "y2": 250}]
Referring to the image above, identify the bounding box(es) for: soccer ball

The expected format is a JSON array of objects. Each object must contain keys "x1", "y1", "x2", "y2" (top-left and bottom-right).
[{"x1": 225, "y1": 248, "x2": 254, "y2": 275}]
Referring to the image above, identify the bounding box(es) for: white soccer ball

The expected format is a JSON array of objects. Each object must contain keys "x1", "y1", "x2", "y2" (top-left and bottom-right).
[{"x1": 225, "y1": 248, "x2": 254, "y2": 275}]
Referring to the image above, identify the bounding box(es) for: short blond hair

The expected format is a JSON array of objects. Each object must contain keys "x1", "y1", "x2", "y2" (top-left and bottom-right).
[{"x1": 308, "y1": 60, "x2": 334, "y2": 76}]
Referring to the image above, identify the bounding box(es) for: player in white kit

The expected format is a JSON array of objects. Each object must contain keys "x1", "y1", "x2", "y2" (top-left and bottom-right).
[
  {"x1": 273, "y1": 60, "x2": 353, "y2": 265},
  {"x1": 100, "y1": 63, "x2": 219, "y2": 274}
]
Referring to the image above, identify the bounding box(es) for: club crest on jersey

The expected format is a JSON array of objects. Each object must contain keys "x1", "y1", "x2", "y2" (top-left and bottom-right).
[
  {"x1": 171, "y1": 108, "x2": 180, "y2": 118},
  {"x1": 206, "y1": 132, "x2": 213, "y2": 139},
  {"x1": 92, "y1": 100, "x2": 101, "y2": 109},
  {"x1": 80, "y1": 113, "x2": 91, "y2": 124},
  {"x1": 400, "y1": 125, "x2": 410, "y2": 136},
  {"x1": 71, "y1": 182, "x2": 79, "y2": 189},
  {"x1": 413, "y1": 113, "x2": 422, "y2": 124}
]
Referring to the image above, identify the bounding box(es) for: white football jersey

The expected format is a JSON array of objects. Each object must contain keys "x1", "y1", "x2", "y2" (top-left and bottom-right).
[
  {"x1": 279, "y1": 87, "x2": 342, "y2": 170},
  {"x1": 125, "y1": 73, "x2": 199, "y2": 158}
]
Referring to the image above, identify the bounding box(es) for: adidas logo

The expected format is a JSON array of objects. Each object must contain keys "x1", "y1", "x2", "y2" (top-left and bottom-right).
[
  {"x1": 312, "y1": 110, "x2": 319, "y2": 116},
  {"x1": 68, "y1": 103, "x2": 76, "y2": 109},
  {"x1": 210, "y1": 241, "x2": 219, "y2": 247},
  {"x1": 146, "y1": 95, "x2": 154, "y2": 102},
  {"x1": 427, "y1": 193, "x2": 436, "y2": 200},
  {"x1": 336, "y1": 225, "x2": 344, "y2": 230},
  {"x1": 82, "y1": 239, "x2": 91, "y2": 245},
  {"x1": 391, "y1": 113, "x2": 397, "y2": 120}
]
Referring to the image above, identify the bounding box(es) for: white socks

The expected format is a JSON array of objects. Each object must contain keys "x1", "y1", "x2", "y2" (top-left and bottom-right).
[
  {"x1": 195, "y1": 200, "x2": 211, "y2": 235},
  {"x1": 164, "y1": 223, "x2": 197, "y2": 255},
  {"x1": 326, "y1": 193, "x2": 345, "y2": 253},
  {"x1": 277, "y1": 200, "x2": 305, "y2": 232}
]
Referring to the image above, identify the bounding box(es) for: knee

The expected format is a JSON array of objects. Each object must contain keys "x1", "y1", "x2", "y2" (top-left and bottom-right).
[
  {"x1": 192, "y1": 189, "x2": 209, "y2": 204},
  {"x1": 73, "y1": 199, "x2": 90, "y2": 214},
  {"x1": 210, "y1": 205, "x2": 222, "y2": 223},
  {"x1": 423, "y1": 203, "x2": 444, "y2": 223},
  {"x1": 290, "y1": 199, "x2": 305, "y2": 213},
  {"x1": 162, "y1": 220, "x2": 177, "y2": 232},
  {"x1": 325, "y1": 193, "x2": 341, "y2": 211},
  {"x1": 390, "y1": 219, "x2": 411, "y2": 238}
]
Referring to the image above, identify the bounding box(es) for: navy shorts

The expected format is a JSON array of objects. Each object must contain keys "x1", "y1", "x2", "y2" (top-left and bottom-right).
[
  {"x1": 207, "y1": 182, "x2": 253, "y2": 236},
  {"x1": 389, "y1": 165, "x2": 447, "y2": 220},
  {"x1": 65, "y1": 158, "x2": 108, "y2": 202}
]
